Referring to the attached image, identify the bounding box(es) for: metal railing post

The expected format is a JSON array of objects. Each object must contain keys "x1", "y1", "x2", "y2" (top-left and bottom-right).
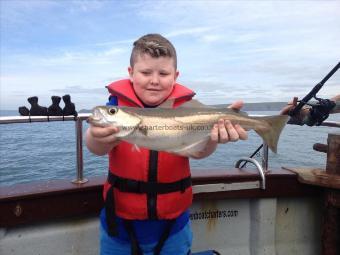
[
  {"x1": 262, "y1": 143, "x2": 269, "y2": 172},
  {"x1": 235, "y1": 157, "x2": 266, "y2": 189},
  {"x1": 72, "y1": 117, "x2": 88, "y2": 184}
]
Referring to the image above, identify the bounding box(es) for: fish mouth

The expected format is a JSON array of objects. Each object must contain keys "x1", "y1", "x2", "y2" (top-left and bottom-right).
[
  {"x1": 87, "y1": 116, "x2": 116, "y2": 127},
  {"x1": 87, "y1": 109, "x2": 117, "y2": 127},
  {"x1": 87, "y1": 107, "x2": 107, "y2": 124},
  {"x1": 87, "y1": 115, "x2": 101, "y2": 123}
]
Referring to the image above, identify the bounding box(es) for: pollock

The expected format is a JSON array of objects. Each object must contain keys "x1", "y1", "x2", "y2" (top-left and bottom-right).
[{"x1": 88, "y1": 100, "x2": 288, "y2": 154}]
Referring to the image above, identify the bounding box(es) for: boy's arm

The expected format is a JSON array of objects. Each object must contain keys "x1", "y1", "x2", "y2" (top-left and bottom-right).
[
  {"x1": 182, "y1": 101, "x2": 248, "y2": 159},
  {"x1": 86, "y1": 125, "x2": 120, "y2": 156}
]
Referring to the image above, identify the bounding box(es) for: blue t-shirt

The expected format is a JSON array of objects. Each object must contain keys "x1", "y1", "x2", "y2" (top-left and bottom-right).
[
  {"x1": 106, "y1": 95, "x2": 118, "y2": 106},
  {"x1": 103, "y1": 95, "x2": 189, "y2": 244}
]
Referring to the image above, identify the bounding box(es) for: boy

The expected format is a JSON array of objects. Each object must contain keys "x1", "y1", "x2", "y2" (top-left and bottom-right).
[{"x1": 86, "y1": 34, "x2": 247, "y2": 255}]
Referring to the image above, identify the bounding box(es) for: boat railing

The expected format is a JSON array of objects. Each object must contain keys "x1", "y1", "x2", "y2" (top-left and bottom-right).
[
  {"x1": 0, "y1": 114, "x2": 91, "y2": 184},
  {"x1": 1, "y1": 114, "x2": 339, "y2": 187},
  {"x1": 235, "y1": 157, "x2": 266, "y2": 189},
  {"x1": 0, "y1": 113, "x2": 272, "y2": 188}
]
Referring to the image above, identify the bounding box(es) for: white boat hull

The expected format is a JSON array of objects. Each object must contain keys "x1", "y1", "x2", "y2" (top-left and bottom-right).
[{"x1": 0, "y1": 196, "x2": 321, "y2": 255}]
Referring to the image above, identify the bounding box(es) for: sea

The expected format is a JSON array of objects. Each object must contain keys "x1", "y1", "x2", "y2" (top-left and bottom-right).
[{"x1": 0, "y1": 110, "x2": 339, "y2": 187}]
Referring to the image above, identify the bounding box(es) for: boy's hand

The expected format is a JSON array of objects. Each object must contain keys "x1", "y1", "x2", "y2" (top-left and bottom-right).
[
  {"x1": 86, "y1": 125, "x2": 120, "y2": 156},
  {"x1": 88, "y1": 125, "x2": 120, "y2": 144},
  {"x1": 211, "y1": 100, "x2": 248, "y2": 143},
  {"x1": 188, "y1": 100, "x2": 248, "y2": 159}
]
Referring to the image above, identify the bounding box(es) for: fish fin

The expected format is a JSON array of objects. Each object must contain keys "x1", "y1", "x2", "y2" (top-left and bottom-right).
[
  {"x1": 178, "y1": 99, "x2": 249, "y2": 117},
  {"x1": 228, "y1": 108, "x2": 248, "y2": 116},
  {"x1": 131, "y1": 144, "x2": 141, "y2": 152},
  {"x1": 170, "y1": 137, "x2": 210, "y2": 155},
  {"x1": 159, "y1": 98, "x2": 216, "y2": 109},
  {"x1": 254, "y1": 115, "x2": 288, "y2": 153}
]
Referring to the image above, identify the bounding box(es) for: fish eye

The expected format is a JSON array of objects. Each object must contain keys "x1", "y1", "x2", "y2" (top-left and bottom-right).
[{"x1": 109, "y1": 108, "x2": 117, "y2": 115}]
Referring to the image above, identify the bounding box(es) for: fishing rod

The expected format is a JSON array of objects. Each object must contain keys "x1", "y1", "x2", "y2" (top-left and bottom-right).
[
  {"x1": 289, "y1": 62, "x2": 339, "y2": 116},
  {"x1": 240, "y1": 62, "x2": 340, "y2": 169},
  {"x1": 288, "y1": 61, "x2": 339, "y2": 126}
]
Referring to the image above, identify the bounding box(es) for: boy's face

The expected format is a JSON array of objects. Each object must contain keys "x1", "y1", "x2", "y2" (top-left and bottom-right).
[{"x1": 128, "y1": 54, "x2": 179, "y2": 106}]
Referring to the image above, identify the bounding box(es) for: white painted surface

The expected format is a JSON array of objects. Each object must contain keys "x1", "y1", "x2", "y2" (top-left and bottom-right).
[
  {"x1": 0, "y1": 217, "x2": 99, "y2": 255},
  {"x1": 0, "y1": 197, "x2": 322, "y2": 255},
  {"x1": 275, "y1": 197, "x2": 322, "y2": 255},
  {"x1": 249, "y1": 199, "x2": 277, "y2": 255},
  {"x1": 190, "y1": 199, "x2": 251, "y2": 254},
  {"x1": 192, "y1": 181, "x2": 260, "y2": 194},
  {"x1": 190, "y1": 197, "x2": 321, "y2": 255}
]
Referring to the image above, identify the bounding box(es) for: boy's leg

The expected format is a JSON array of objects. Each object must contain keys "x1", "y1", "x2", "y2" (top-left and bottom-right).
[
  {"x1": 100, "y1": 224, "x2": 131, "y2": 255},
  {"x1": 146, "y1": 221, "x2": 193, "y2": 255},
  {"x1": 100, "y1": 220, "x2": 193, "y2": 255}
]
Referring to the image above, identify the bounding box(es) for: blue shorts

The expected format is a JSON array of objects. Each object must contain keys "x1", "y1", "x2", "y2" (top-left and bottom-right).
[{"x1": 100, "y1": 220, "x2": 193, "y2": 255}]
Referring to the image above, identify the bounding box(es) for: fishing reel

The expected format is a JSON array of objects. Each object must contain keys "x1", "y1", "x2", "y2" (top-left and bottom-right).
[
  {"x1": 302, "y1": 97, "x2": 336, "y2": 126},
  {"x1": 288, "y1": 62, "x2": 339, "y2": 126},
  {"x1": 242, "y1": 62, "x2": 339, "y2": 169}
]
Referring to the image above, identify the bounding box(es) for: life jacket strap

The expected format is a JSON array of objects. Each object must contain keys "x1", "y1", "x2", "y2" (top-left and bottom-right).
[
  {"x1": 153, "y1": 219, "x2": 176, "y2": 255},
  {"x1": 107, "y1": 172, "x2": 192, "y2": 194},
  {"x1": 123, "y1": 220, "x2": 143, "y2": 255},
  {"x1": 105, "y1": 184, "x2": 118, "y2": 236},
  {"x1": 123, "y1": 219, "x2": 176, "y2": 255},
  {"x1": 105, "y1": 171, "x2": 191, "y2": 237}
]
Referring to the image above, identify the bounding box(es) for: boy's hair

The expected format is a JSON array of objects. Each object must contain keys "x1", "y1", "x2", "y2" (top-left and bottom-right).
[{"x1": 130, "y1": 34, "x2": 177, "y2": 69}]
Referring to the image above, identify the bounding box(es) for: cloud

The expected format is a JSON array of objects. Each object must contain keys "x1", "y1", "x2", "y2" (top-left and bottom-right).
[
  {"x1": 1, "y1": 1, "x2": 340, "y2": 109},
  {"x1": 165, "y1": 27, "x2": 214, "y2": 38},
  {"x1": 4, "y1": 44, "x2": 128, "y2": 67},
  {"x1": 50, "y1": 85, "x2": 106, "y2": 95}
]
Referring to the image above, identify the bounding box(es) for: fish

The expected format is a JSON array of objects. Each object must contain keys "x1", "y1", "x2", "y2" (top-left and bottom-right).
[{"x1": 87, "y1": 100, "x2": 288, "y2": 154}]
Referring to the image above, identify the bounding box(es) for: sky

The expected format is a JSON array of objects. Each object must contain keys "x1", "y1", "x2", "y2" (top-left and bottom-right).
[{"x1": 1, "y1": 0, "x2": 339, "y2": 110}]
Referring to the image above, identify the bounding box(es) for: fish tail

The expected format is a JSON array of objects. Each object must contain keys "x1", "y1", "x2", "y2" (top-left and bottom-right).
[{"x1": 254, "y1": 115, "x2": 288, "y2": 153}]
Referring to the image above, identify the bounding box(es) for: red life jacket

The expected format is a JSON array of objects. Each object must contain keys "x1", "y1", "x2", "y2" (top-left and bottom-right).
[{"x1": 103, "y1": 79, "x2": 195, "y2": 221}]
